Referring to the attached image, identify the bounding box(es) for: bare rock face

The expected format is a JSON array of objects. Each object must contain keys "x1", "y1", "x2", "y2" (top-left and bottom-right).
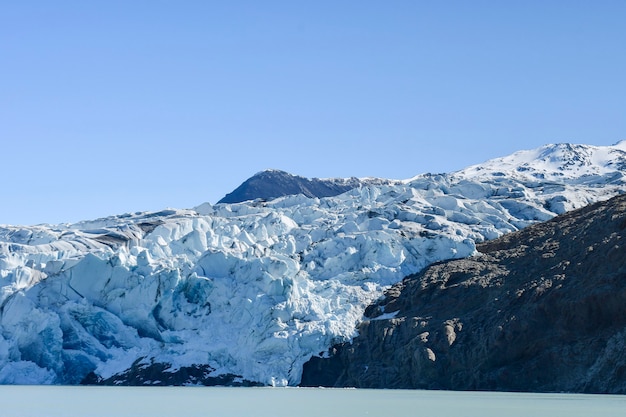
[
  {"x1": 82, "y1": 359, "x2": 263, "y2": 387},
  {"x1": 301, "y1": 194, "x2": 626, "y2": 393},
  {"x1": 218, "y1": 169, "x2": 398, "y2": 204}
]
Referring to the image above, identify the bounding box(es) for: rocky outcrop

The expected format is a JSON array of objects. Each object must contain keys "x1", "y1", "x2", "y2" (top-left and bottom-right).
[
  {"x1": 218, "y1": 169, "x2": 398, "y2": 204},
  {"x1": 82, "y1": 359, "x2": 262, "y2": 386},
  {"x1": 301, "y1": 193, "x2": 626, "y2": 393}
]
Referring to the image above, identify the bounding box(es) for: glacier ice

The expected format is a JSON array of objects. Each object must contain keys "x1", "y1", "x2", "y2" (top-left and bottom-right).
[{"x1": 1, "y1": 142, "x2": 625, "y2": 386}]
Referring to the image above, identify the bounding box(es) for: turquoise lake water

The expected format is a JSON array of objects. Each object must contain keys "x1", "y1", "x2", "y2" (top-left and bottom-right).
[{"x1": 0, "y1": 386, "x2": 624, "y2": 417}]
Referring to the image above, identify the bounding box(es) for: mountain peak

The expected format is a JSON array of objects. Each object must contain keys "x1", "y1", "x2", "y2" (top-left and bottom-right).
[
  {"x1": 612, "y1": 139, "x2": 626, "y2": 150},
  {"x1": 253, "y1": 169, "x2": 295, "y2": 177},
  {"x1": 457, "y1": 142, "x2": 626, "y2": 183},
  {"x1": 217, "y1": 170, "x2": 396, "y2": 204}
]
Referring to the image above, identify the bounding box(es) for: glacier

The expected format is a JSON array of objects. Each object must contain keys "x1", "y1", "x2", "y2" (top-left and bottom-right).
[{"x1": 1, "y1": 141, "x2": 625, "y2": 386}]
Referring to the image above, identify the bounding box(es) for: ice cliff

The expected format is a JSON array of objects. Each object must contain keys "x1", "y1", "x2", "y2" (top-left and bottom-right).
[
  {"x1": 1, "y1": 142, "x2": 625, "y2": 385},
  {"x1": 301, "y1": 193, "x2": 626, "y2": 393}
]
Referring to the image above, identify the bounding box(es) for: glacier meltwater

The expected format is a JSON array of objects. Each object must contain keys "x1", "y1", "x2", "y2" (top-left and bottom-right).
[{"x1": 1, "y1": 142, "x2": 626, "y2": 385}]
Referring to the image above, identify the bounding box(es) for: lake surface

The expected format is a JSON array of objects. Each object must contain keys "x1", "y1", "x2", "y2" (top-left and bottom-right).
[{"x1": 0, "y1": 386, "x2": 624, "y2": 417}]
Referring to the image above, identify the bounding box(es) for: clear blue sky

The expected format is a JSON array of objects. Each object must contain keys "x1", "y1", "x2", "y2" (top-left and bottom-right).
[{"x1": 1, "y1": 1, "x2": 625, "y2": 225}]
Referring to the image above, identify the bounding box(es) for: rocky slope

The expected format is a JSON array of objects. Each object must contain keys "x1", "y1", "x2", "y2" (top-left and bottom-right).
[
  {"x1": 218, "y1": 169, "x2": 400, "y2": 204},
  {"x1": 301, "y1": 193, "x2": 626, "y2": 393}
]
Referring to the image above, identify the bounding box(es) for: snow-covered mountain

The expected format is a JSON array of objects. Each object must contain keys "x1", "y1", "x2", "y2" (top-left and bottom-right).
[{"x1": 1, "y1": 141, "x2": 625, "y2": 386}]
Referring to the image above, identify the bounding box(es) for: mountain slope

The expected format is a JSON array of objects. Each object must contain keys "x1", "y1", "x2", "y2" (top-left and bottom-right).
[
  {"x1": 0, "y1": 141, "x2": 625, "y2": 386},
  {"x1": 217, "y1": 169, "x2": 399, "y2": 204},
  {"x1": 457, "y1": 141, "x2": 626, "y2": 184},
  {"x1": 301, "y1": 193, "x2": 626, "y2": 393}
]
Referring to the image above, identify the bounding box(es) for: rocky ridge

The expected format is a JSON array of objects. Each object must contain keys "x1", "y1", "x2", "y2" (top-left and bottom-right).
[
  {"x1": 218, "y1": 169, "x2": 400, "y2": 204},
  {"x1": 301, "y1": 193, "x2": 626, "y2": 393}
]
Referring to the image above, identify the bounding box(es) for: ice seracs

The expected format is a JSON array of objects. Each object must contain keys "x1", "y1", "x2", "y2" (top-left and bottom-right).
[{"x1": 0, "y1": 142, "x2": 625, "y2": 386}]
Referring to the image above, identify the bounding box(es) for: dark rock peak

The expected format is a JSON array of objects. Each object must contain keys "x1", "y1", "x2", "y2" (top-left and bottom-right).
[
  {"x1": 301, "y1": 194, "x2": 626, "y2": 393},
  {"x1": 218, "y1": 169, "x2": 394, "y2": 204}
]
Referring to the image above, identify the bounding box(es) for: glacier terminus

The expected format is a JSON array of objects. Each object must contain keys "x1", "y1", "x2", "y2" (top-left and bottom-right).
[{"x1": 1, "y1": 141, "x2": 626, "y2": 386}]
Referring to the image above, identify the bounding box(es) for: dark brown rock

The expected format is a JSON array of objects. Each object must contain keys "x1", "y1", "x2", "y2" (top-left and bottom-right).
[
  {"x1": 301, "y1": 194, "x2": 626, "y2": 393},
  {"x1": 218, "y1": 169, "x2": 397, "y2": 204},
  {"x1": 81, "y1": 358, "x2": 262, "y2": 387}
]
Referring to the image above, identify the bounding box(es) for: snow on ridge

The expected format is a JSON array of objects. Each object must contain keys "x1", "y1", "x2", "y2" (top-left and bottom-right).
[
  {"x1": 612, "y1": 139, "x2": 626, "y2": 150},
  {"x1": 457, "y1": 142, "x2": 626, "y2": 183},
  {"x1": 1, "y1": 142, "x2": 626, "y2": 386}
]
